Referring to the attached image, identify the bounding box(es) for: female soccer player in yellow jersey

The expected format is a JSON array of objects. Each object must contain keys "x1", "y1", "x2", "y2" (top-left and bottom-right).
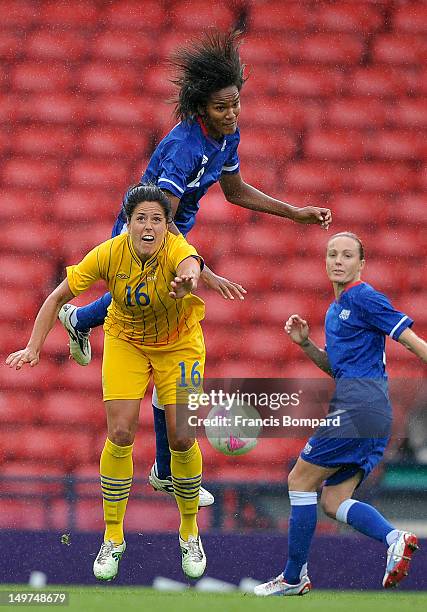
[{"x1": 6, "y1": 183, "x2": 207, "y2": 582}]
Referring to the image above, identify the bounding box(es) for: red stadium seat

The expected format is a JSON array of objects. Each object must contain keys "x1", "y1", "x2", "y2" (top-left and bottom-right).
[
  {"x1": 60, "y1": 359, "x2": 103, "y2": 392},
  {"x1": 77, "y1": 62, "x2": 140, "y2": 94},
  {"x1": 142, "y1": 65, "x2": 175, "y2": 97},
  {"x1": 311, "y1": 2, "x2": 384, "y2": 33},
  {"x1": 40, "y1": 391, "x2": 105, "y2": 429},
  {"x1": 169, "y1": 1, "x2": 235, "y2": 31},
  {"x1": 24, "y1": 30, "x2": 87, "y2": 61},
  {"x1": 1, "y1": 462, "x2": 64, "y2": 495},
  {"x1": 60, "y1": 223, "x2": 115, "y2": 260},
  {"x1": 215, "y1": 254, "x2": 277, "y2": 292},
  {"x1": 85, "y1": 94, "x2": 162, "y2": 127},
  {"x1": 17, "y1": 93, "x2": 84, "y2": 124},
  {"x1": 345, "y1": 67, "x2": 409, "y2": 97},
  {"x1": 298, "y1": 33, "x2": 364, "y2": 65},
  {"x1": 277, "y1": 67, "x2": 344, "y2": 97},
  {"x1": 347, "y1": 162, "x2": 415, "y2": 192},
  {"x1": 238, "y1": 163, "x2": 278, "y2": 191},
  {"x1": 54, "y1": 189, "x2": 121, "y2": 223},
  {"x1": 0, "y1": 391, "x2": 40, "y2": 426},
  {"x1": 202, "y1": 292, "x2": 250, "y2": 325},
  {"x1": 327, "y1": 98, "x2": 388, "y2": 129},
  {"x1": 203, "y1": 324, "x2": 244, "y2": 359},
  {"x1": 365, "y1": 130, "x2": 426, "y2": 161},
  {"x1": 91, "y1": 30, "x2": 155, "y2": 62},
  {"x1": 0, "y1": 287, "x2": 41, "y2": 323},
  {"x1": 387, "y1": 193, "x2": 427, "y2": 226},
  {"x1": 239, "y1": 224, "x2": 293, "y2": 257},
  {"x1": 105, "y1": 0, "x2": 166, "y2": 30},
  {"x1": 237, "y1": 97, "x2": 306, "y2": 131},
  {"x1": 0, "y1": 254, "x2": 55, "y2": 289},
  {"x1": 305, "y1": 129, "x2": 365, "y2": 160},
  {"x1": 238, "y1": 33, "x2": 298, "y2": 65},
  {"x1": 372, "y1": 34, "x2": 427, "y2": 66},
  {"x1": 0, "y1": 0, "x2": 37, "y2": 27},
  {"x1": 2, "y1": 427, "x2": 67, "y2": 463},
  {"x1": 242, "y1": 327, "x2": 287, "y2": 360},
  {"x1": 368, "y1": 228, "x2": 421, "y2": 259},
  {"x1": 238, "y1": 130, "x2": 297, "y2": 163},
  {"x1": 281, "y1": 258, "x2": 331, "y2": 292},
  {"x1": 254, "y1": 293, "x2": 318, "y2": 325},
  {"x1": 281, "y1": 360, "x2": 329, "y2": 378},
  {"x1": 0, "y1": 500, "x2": 46, "y2": 530},
  {"x1": 214, "y1": 464, "x2": 285, "y2": 482},
  {"x1": 11, "y1": 62, "x2": 72, "y2": 92},
  {"x1": 0, "y1": 31, "x2": 22, "y2": 60},
  {"x1": 328, "y1": 193, "x2": 388, "y2": 227},
  {"x1": 361, "y1": 259, "x2": 404, "y2": 293},
  {"x1": 389, "y1": 99, "x2": 427, "y2": 129},
  {"x1": 285, "y1": 161, "x2": 344, "y2": 192},
  {"x1": 68, "y1": 159, "x2": 130, "y2": 189},
  {"x1": 398, "y1": 294, "x2": 427, "y2": 326},
  {"x1": 1, "y1": 221, "x2": 59, "y2": 253},
  {"x1": 394, "y1": 4, "x2": 427, "y2": 33},
  {"x1": 12, "y1": 125, "x2": 76, "y2": 157},
  {"x1": 2, "y1": 159, "x2": 62, "y2": 189},
  {"x1": 0, "y1": 190, "x2": 51, "y2": 221},
  {"x1": 80, "y1": 126, "x2": 150, "y2": 159},
  {"x1": 419, "y1": 165, "x2": 427, "y2": 191},
  {"x1": 36, "y1": 1, "x2": 98, "y2": 26},
  {"x1": 196, "y1": 188, "x2": 251, "y2": 224},
  {"x1": 250, "y1": 1, "x2": 312, "y2": 32}
]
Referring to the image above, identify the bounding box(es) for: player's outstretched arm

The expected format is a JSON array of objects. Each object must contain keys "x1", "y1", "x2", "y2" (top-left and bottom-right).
[
  {"x1": 285, "y1": 314, "x2": 333, "y2": 376},
  {"x1": 5, "y1": 279, "x2": 75, "y2": 370},
  {"x1": 169, "y1": 256, "x2": 202, "y2": 299},
  {"x1": 220, "y1": 173, "x2": 332, "y2": 229},
  {"x1": 398, "y1": 328, "x2": 427, "y2": 363}
]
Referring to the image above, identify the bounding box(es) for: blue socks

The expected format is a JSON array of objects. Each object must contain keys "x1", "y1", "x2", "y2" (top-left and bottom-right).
[
  {"x1": 152, "y1": 404, "x2": 172, "y2": 479},
  {"x1": 283, "y1": 491, "x2": 317, "y2": 584},
  {"x1": 75, "y1": 292, "x2": 112, "y2": 331},
  {"x1": 336, "y1": 499, "x2": 396, "y2": 545}
]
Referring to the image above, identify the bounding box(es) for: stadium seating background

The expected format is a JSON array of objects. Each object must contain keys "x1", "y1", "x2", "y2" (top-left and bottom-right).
[{"x1": 1, "y1": 0, "x2": 426, "y2": 532}]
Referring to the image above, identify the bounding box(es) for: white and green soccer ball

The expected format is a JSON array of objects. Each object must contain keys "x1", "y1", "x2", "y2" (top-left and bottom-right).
[{"x1": 205, "y1": 401, "x2": 262, "y2": 456}]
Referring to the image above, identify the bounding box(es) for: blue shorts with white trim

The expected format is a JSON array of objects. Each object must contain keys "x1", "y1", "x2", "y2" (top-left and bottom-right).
[{"x1": 300, "y1": 435, "x2": 389, "y2": 487}]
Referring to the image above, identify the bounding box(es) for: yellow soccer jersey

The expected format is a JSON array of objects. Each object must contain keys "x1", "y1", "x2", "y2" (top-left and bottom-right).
[{"x1": 66, "y1": 232, "x2": 205, "y2": 346}]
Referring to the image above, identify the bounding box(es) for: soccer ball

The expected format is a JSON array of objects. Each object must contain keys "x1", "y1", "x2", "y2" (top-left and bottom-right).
[{"x1": 204, "y1": 401, "x2": 262, "y2": 456}]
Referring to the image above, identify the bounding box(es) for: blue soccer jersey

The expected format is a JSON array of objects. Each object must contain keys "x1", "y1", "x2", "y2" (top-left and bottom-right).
[
  {"x1": 141, "y1": 118, "x2": 240, "y2": 235},
  {"x1": 301, "y1": 281, "x2": 414, "y2": 483},
  {"x1": 325, "y1": 281, "x2": 413, "y2": 380}
]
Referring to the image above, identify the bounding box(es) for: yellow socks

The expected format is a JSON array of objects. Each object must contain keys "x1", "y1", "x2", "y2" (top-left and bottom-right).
[
  {"x1": 100, "y1": 437, "x2": 133, "y2": 545},
  {"x1": 170, "y1": 440, "x2": 202, "y2": 541}
]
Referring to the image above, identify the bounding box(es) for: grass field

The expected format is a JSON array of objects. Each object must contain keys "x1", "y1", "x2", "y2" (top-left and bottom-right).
[{"x1": 2, "y1": 586, "x2": 426, "y2": 612}]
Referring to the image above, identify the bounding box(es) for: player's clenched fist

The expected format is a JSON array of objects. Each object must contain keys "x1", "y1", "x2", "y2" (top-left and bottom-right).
[
  {"x1": 284, "y1": 314, "x2": 310, "y2": 345},
  {"x1": 6, "y1": 347, "x2": 40, "y2": 370}
]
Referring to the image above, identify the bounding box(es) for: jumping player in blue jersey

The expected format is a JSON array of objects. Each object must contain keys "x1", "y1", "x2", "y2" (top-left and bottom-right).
[
  {"x1": 59, "y1": 31, "x2": 332, "y2": 505},
  {"x1": 255, "y1": 232, "x2": 427, "y2": 596}
]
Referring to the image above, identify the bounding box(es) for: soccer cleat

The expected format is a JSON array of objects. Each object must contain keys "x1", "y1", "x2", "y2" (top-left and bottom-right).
[
  {"x1": 382, "y1": 531, "x2": 419, "y2": 588},
  {"x1": 93, "y1": 540, "x2": 126, "y2": 581},
  {"x1": 148, "y1": 464, "x2": 214, "y2": 507},
  {"x1": 58, "y1": 304, "x2": 91, "y2": 366},
  {"x1": 179, "y1": 534, "x2": 206, "y2": 579},
  {"x1": 254, "y1": 573, "x2": 312, "y2": 596}
]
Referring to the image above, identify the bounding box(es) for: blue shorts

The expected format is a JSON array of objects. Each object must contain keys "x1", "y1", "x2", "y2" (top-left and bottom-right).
[{"x1": 300, "y1": 436, "x2": 389, "y2": 487}]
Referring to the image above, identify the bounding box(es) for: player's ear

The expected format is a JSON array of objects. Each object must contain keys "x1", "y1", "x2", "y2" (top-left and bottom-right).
[{"x1": 359, "y1": 259, "x2": 365, "y2": 271}]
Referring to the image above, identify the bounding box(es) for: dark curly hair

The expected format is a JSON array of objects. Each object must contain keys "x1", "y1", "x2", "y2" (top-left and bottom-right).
[{"x1": 170, "y1": 30, "x2": 246, "y2": 121}]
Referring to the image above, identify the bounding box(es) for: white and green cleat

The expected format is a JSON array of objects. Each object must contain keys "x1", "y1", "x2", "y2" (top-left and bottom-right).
[
  {"x1": 58, "y1": 303, "x2": 91, "y2": 366},
  {"x1": 93, "y1": 540, "x2": 126, "y2": 581},
  {"x1": 179, "y1": 534, "x2": 206, "y2": 579}
]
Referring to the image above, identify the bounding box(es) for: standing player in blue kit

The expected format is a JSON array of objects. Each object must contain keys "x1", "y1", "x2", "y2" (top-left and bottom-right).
[
  {"x1": 255, "y1": 232, "x2": 426, "y2": 596},
  {"x1": 59, "y1": 30, "x2": 332, "y2": 504}
]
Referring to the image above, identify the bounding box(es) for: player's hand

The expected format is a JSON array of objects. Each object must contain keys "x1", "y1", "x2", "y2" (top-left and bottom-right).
[
  {"x1": 201, "y1": 268, "x2": 247, "y2": 300},
  {"x1": 5, "y1": 347, "x2": 40, "y2": 370},
  {"x1": 169, "y1": 275, "x2": 196, "y2": 299},
  {"x1": 284, "y1": 314, "x2": 310, "y2": 345},
  {"x1": 292, "y1": 206, "x2": 332, "y2": 229}
]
